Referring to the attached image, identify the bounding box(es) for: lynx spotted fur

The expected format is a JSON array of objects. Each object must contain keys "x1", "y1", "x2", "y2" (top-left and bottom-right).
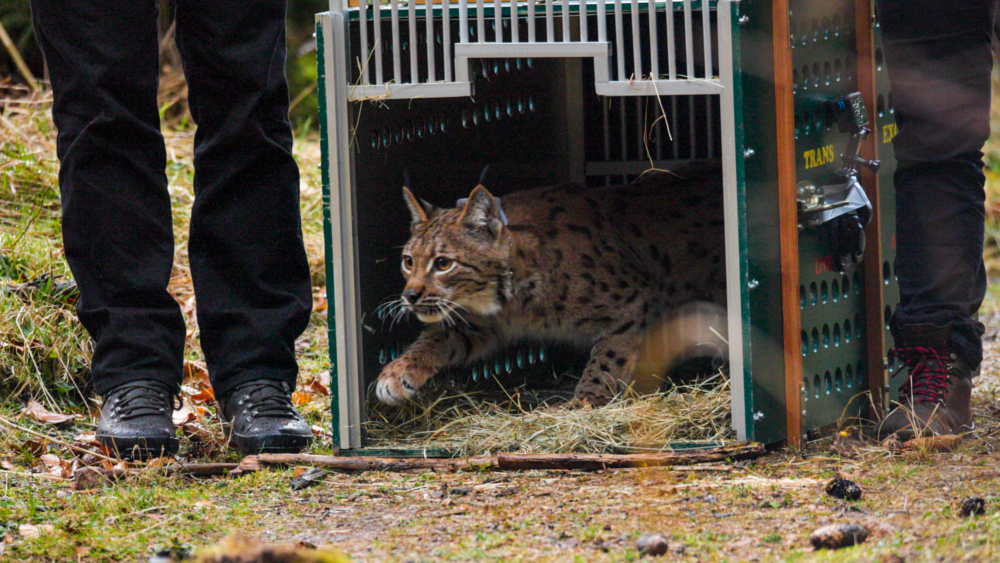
[{"x1": 375, "y1": 174, "x2": 725, "y2": 405}]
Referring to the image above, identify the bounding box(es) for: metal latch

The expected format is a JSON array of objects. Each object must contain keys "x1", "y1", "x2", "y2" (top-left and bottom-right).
[{"x1": 795, "y1": 92, "x2": 879, "y2": 272}]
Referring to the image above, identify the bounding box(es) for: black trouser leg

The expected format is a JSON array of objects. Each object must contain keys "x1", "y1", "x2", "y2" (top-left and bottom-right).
[
  {"x1": 877, "y1": 0, "x2": 996, "y2": 367},
  {"x1": 174, "y1": 0, "x2": 312, "y2": 400},
  {"x1": 30, "y1": 0, "x2": 186, "y2": 395}
]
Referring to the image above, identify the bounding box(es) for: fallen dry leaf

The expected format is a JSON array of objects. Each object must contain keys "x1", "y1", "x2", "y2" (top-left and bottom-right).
[
  {"x1": 71, "y1": 434, "x2": 113, "y2": 465},
  {"x1": 304, "y1": 378, "x2": 330, "y2": 396},
  {"x1": 311, "y1": 425, "x2": 333, "y2": 438},
  {"x1": 172, "y1": 405, "x2": 197, "y2": 426},
  {"x1": 19, "y1": 439, "x2": 46, "y2": 457},
  {"x1": 292, "y1": 392, "x2": 313, "y2": 406},
  {"x1": 188, "y1": 386, "x2": 215, "y2": 404},
  {"x1": 183, "y1": 360, "x2": 210, "y2": 388},
  {"x1": 39, "y1": 454, "x2": 61, "y2": 468},
  {"x1": 18, "y1": 524, "x2": 55, "y2": 539},
  {"x1": 39, "y1": 454, "x2": 73, "y2": 478},
  {"x1": 0, "y1": 459, "x2": 13, "y2": 471},
  {"x1": 22, "y1": 399, "x2": 80, "y2": 425}
]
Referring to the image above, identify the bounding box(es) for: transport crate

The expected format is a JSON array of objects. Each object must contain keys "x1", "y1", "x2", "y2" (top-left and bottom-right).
[{"x1": 315, "y1": 0, "x2": 899, "y2": 450}]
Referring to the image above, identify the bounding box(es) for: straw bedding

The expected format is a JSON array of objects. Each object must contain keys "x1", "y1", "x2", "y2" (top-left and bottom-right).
[{"x1": 364, "y1": 372, "x2": 734, "y2": 455}]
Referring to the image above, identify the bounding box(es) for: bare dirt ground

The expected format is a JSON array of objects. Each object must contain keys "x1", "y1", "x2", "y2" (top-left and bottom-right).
[{"x1": 229, "y1": 332, "x2": 1000, "y2": 563}]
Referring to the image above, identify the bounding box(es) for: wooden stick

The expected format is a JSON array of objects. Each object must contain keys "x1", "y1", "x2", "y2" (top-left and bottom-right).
[
  {"x1": 496, "y1": 443, "x2": 766, "y2": 471},
  {"x1": 251, "y1": 453, "x2": 497, "y2": 473},
  {"x1": 0, "y1": 20, "x2": 40, "y2": 92},
  {"x1": 244, "y1": 443, "x2": 765, "y2": 473}
]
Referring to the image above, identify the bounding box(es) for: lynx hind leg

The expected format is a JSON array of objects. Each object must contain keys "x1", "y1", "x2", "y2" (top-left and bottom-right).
[{"x1": 574, "y1": 332, "x2": 643, "y2": 406}]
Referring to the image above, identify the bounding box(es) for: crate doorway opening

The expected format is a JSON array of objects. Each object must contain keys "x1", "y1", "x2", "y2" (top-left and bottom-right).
[
  {"x1": 354, "y1": 85, "x2": 734, "y2": 453},
  {"x1": 320, "y1": 0, "x2": 743, "y2": 452}
]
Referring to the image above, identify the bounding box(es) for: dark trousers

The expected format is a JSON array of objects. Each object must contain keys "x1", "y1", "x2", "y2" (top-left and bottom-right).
[
  {"x1": 30, "y1": 0, "x2": 312, "y2": 399},
  {"x1": 877, "y1": 0, "x2": 997, "y2": 367}
]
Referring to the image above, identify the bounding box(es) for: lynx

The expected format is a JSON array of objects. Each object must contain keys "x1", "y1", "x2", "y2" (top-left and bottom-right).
[{"x1": 375, "y1": 173, "x2": 726, "y2": 405}]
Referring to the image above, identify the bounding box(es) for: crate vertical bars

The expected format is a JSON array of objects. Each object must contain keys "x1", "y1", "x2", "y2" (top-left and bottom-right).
[
  {"x1": 359, "y1": 0, "x2": 370, "y2": 84},
  {"x1": 444, "y1": 0, "x2": 453, "y2": 80},
  {"x1": 426, "y1": 0, "x2": 436, "y2": 81},
  {"x1": 408, "y1": 1, "x2": 419, "y2": 81}
]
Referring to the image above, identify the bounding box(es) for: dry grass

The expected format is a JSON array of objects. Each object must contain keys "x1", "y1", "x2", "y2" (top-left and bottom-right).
[
  {"x1": 364, "y1": 373, "x2": 734, "y2": 455},
  {"x1": 0, "y1": 85, "x2": 90, "y2": 405}
]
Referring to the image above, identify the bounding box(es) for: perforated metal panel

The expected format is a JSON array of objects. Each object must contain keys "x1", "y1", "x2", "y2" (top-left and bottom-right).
[{"x1": 789, "y1": 0, "x2": 871, "y2": 434}]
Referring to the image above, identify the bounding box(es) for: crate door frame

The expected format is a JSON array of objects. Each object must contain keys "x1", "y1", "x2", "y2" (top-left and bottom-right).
[{"x1": 318, "y1": 0, "x2": 754, "y2": 451}]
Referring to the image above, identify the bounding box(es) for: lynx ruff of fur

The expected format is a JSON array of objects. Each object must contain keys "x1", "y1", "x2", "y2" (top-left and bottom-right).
[{"x1": 375, "y1": 177, "x2": 726, "y2": 406}]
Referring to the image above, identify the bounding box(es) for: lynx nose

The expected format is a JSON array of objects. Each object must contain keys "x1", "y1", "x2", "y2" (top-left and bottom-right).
[{"x1": 402, "y1": 288, "x2": 423, "y2": 305}]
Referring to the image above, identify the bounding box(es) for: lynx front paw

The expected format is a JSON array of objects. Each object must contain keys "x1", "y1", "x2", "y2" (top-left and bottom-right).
[{"x1": 375, "y1": 359, "x2": 435, "y2": 405}]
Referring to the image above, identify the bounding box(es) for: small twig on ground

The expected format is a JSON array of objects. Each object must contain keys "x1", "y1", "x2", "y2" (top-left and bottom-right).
[
  {"x1": 0, "y1": 468, "x2": 68, "y2": 482},
  {"x1": 0, "y1": 415, "x2": 117, "y2": 463}
]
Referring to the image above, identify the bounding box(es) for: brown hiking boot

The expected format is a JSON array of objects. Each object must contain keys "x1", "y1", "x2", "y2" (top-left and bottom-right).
[{"x1": 876, "y1": 324, "x2": 974, "y2": 440}]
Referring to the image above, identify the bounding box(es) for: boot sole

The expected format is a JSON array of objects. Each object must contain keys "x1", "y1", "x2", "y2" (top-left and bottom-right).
[
  {"x1": 97, "y1": 435, "x2": 179, "y2": 461},
  {"x1": 231, "y1": 433, "x2": 313, "y2": 456}
]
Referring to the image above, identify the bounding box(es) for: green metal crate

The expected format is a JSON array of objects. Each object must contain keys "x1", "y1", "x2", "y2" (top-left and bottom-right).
[{"x1": 316, "y1": 0, "x2": 896, "y2": 451}]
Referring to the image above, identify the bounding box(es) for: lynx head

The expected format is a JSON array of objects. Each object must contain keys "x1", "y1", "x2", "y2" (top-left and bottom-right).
[{"x1": 399, "y1": 184, "x2": 511, "y2": 323}]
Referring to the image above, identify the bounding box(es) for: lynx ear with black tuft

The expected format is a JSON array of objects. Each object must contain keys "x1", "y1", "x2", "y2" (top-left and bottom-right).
[
  {"x1": 458, "y1": 185, "x2": 503, "y2": 237},
  {"x1": 403, "y1": 186, "x2": 429, "y2": 226}
]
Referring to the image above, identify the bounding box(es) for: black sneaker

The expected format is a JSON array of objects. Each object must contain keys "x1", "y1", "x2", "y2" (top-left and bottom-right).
[
  {"x1": 218, "y1": 380, "x2": 313, "y2": 455},
  {"x1": 97, "y1": 380, "x2": 179, "y2": 460}
]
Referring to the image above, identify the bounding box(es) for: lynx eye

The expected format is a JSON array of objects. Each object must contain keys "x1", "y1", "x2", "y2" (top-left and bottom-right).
[
  {"x1": 402, "y1": 255, "x2": 414, "y2": 271},
  {"x1": 433, "y1": 257, "x2": 455, "y2": 272}
]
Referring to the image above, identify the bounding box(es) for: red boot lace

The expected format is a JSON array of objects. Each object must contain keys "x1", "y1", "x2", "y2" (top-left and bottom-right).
[{"x1": 889, "y1": 347, "x2": 951, "y2": 404}]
